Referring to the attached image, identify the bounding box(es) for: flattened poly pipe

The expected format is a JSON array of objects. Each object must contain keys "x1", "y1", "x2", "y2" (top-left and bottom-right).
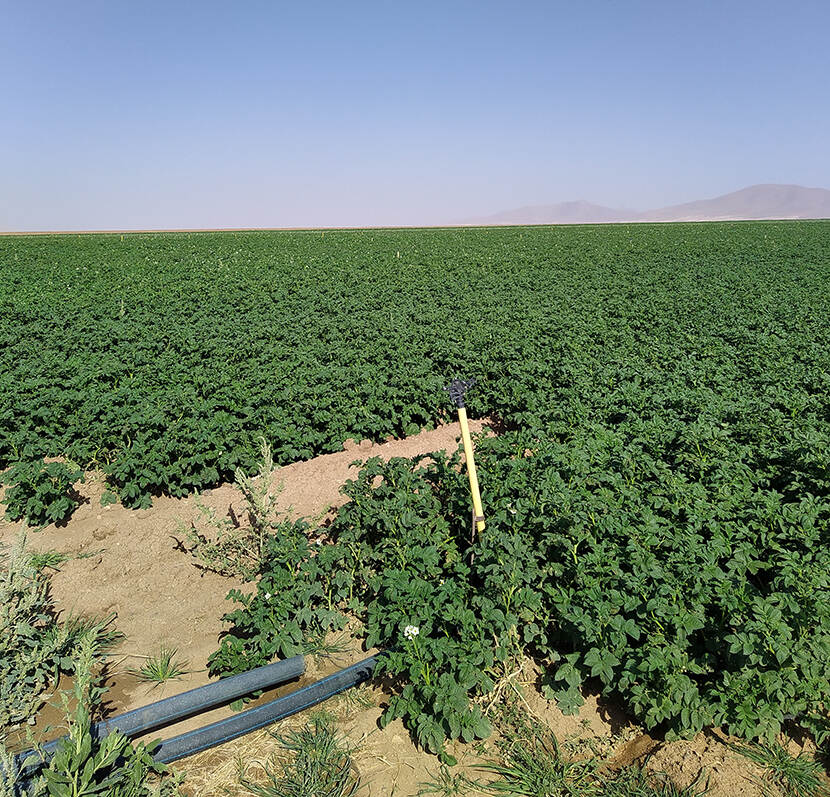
[
  {"x1": 14, "y1": 655, "x2": 305, "y2": 780},
  {"x1": 152, "y1": 655, "x2": 378, "y2": 763}
]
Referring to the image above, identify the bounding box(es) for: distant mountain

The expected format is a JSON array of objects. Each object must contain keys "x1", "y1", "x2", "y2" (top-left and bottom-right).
[
  {"x1": 641, "y1": 184, "x2": 830, "y2": 222},
  {"x1": 463, "y1": 184, "x2": 830, "y2": 226}
]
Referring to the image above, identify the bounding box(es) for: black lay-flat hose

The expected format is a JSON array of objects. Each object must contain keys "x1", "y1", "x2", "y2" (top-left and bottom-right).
[
  {"x1": 14, "y1": 655, "x2": 305, "y2": 780},
  {"x1": 154, "y1": 655, "x2": 378, "y2": 763},
  {"x1": 13, "y1": 655, "x2": 378, "y2": 787}
]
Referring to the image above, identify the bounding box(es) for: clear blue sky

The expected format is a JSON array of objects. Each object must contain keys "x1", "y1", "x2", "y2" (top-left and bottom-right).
[{"x1": 2, "y1": 0, "x2": 828, "y2": 230}]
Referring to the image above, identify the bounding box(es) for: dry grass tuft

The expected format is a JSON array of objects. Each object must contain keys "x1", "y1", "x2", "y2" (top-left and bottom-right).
[{"x1": 174, "y1": 711, "x2": 319, "y2": 796}]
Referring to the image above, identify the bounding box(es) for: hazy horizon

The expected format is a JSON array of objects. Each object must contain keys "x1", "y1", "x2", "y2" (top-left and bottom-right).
[{"x1": 3, "y1": 1, "x2": 829, "y2": 231}]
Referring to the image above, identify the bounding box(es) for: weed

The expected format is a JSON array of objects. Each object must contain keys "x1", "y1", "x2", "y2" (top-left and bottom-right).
[
  {"x1": 1, "y1": 531, "x2": 76, "y2": 728},
  {"x1": 74, "y1": 549, "x2": 106, "y2": 561},
  {"x1": 62, "y1": 614, "x2": 123, "y2": 658},
  {"x1": 732, "y1": 740, "x2": 829, "y2": 797},
  {"x1": 601, "y1": 765, "x2": 709, "y2": 797},
  {"x1": 184, "y1": 437, "x2": 287, "y2": 580},
  {"x1": 28, "y1": 550, "x2": 69, "y2": 571},
  {"x1": 301, "y1": 632, "x2": 352, "y2": 661},
  {"x1": 0, "y1": 741, "x2": 22, "y2": 797},
  {"x1": 417, "y1": 764, "x2": 483, "y2": 796},
  {"x1": 479, "y1": 719, "x2": 599, "y2": 796},
  {"x1": 35, "y1": 634, "x2": 173, "y2": 797},
  {"x1": 1, "y1": 531, "x2": 120, "y2": 730},
  {"x1": 127, "y1": 647, "x2": 190, "y2": 687},
  {"x1": 336, "y1": 684, "x2": 375, "y2": 713},
  {"x1": 235, "y1": 437, "x2": 284, "y2": 542},
  {"x1": 481, "y1": 696, "x2": 706, "y2": 797},
  {"x1": 238, "y1": 713, "x2": 360, "y2": 797},
  {"x1": 480, "y1": 706, "x2": 707, "y2": 797}
]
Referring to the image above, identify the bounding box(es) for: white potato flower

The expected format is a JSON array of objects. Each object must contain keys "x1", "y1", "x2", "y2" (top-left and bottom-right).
[{"x1": 403, "y1": 625, "x2": 420, "y2": 640}]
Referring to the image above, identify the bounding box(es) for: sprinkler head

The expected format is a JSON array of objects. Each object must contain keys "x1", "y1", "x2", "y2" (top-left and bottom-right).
[{"x1": 446, "y1": 377, "x2": 477, "y2": 408}]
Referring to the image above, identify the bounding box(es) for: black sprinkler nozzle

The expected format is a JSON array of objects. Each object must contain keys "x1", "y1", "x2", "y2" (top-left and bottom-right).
[{"x1": 446, "y1": 377, "x2": 477, "y2": 409}]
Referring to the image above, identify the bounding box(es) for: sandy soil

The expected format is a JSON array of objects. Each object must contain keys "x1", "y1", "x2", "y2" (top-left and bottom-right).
[{"x1": 1, "y1": 421, "x2": 823, "y2": 796}]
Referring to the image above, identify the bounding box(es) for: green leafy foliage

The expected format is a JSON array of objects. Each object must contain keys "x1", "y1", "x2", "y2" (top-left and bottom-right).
[
  {"x1": 212, "y1": 435, "x2": 830, "y2": 752},
  {"x1": 1, "y1": 533, "x2": 117, "y2": 730},
  {"x1": 3, "y1": 223, "x2": 830, "y2": 755},
  {"x1": 23, "y1": 635, "x2": 172, "y2": 797},
  {"x1": 2, "y1": 458, "x2": 83, "y2": 526},
  {"x1": 237, "y1": 713, "x2": 360, "y2": 797},
  {"x1": 207, "y1": 517, "x2": 350, "y2": 676},
  {"x1": 3, "y1": 223, "x2": 828, "y2": 514}
]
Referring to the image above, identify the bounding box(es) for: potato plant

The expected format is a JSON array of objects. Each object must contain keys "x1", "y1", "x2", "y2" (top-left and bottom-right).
[
  {"x1": 2, "y1": 222, "x2": 829, "y2": 756},
  {"x1": 1, "y1": 457, "x2": 83, "y2": 527},
  {"x1": 2, "y1": 222, "x2": 828, "y2": 512},
  {"x1": 211, "y1": 434, "x2": 829, "y2": 753}
]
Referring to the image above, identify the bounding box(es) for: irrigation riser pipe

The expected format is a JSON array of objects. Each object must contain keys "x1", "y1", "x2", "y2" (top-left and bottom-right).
[{"x1": 446, "y1": 377, "x2": 486, "y2": 545}]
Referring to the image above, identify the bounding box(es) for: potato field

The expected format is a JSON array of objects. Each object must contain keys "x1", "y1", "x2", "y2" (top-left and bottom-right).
[{"x1": 1, "y1": 221, "x2": 829, "y2": 775}]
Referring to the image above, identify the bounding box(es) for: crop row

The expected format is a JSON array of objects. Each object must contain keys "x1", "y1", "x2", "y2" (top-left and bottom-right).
[
  {"x1": 2, "y1": 222, "x2": 827, "y2": 509},
  {"x1": 2, "y1": 222, "x2": 829, "y2": 745}
]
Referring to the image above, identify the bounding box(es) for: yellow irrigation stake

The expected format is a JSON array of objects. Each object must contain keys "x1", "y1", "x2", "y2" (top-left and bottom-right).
[{"x1": 447, "y1": 378, "x2": 485, "y2": 538}]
